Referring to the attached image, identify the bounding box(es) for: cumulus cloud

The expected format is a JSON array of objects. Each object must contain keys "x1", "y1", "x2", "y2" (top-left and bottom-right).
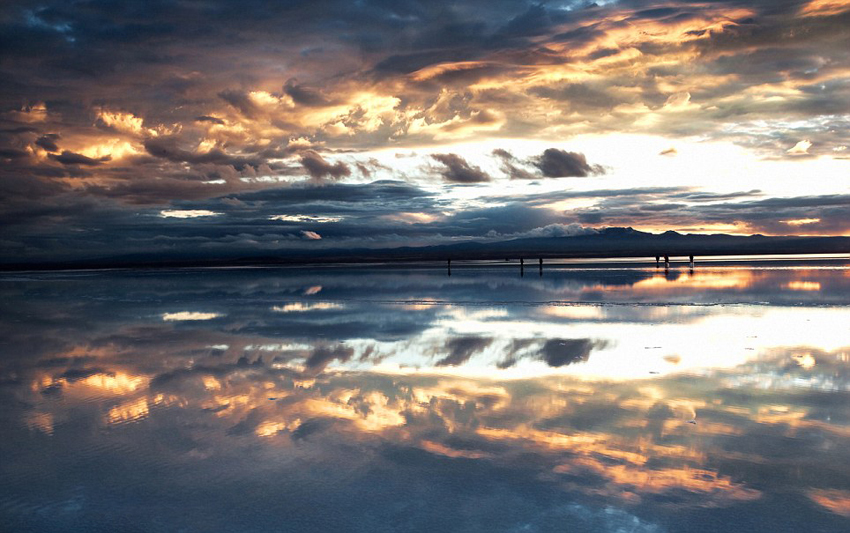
[
  {"x1": 304, "y1": 344, "x2": 354, "y2": 373},
  {"x1": 493, "y1": 148, "x2": 605, "y2": 179},
  {"x1": 283, "y1": 78, "x2": 332, "y2": 107},
  {"x1": 492, "y1": 148, "x2": 538, "y2": 180},
  {"x1": 300, "y1": 151, "x2": 351, "y2": 181},
  {"x1": 1, "y1": 0, "x2": 849, "y2": 264},
  {"x1": 2, "y1": 0, "x2": 848, "y2": 163},
  {"x1": 538, "y1": 338, "x2": 609, "y2": 367},
  {"x1": 430, "y1": 153, "x2": 491, "y2": 183},
  {"x1": 532, "y1": 149, "x2": 605, "y2": 178},
  {"x1": 496, "y1": 337, "x2": 612, "y2": 368},
  {"x1": 436, "y1": 336, "x2": 493, "y2": 366}
]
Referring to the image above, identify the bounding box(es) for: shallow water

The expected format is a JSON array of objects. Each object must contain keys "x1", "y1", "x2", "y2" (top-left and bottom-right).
[{"x1": 1, "y1": 260, "x2": 849, "y2": 532}]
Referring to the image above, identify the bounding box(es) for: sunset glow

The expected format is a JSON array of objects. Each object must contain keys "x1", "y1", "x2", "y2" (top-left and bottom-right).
[
  {"x1": 2, "y1": 3, "x2": 850, "y2": 532},
  {"x1": 1, "y1": 0, "x2": 848, "y2": 266}
]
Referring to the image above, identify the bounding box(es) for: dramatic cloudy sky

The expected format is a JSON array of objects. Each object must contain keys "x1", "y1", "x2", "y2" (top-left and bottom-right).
[{"x1": 2, "y1": 0, "x2": 849, "y2": 263}]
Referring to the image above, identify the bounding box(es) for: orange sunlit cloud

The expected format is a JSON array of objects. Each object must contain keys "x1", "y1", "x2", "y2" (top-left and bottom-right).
[{"x1": 3, "y1": 0, "x2": 850, "y2": 263}]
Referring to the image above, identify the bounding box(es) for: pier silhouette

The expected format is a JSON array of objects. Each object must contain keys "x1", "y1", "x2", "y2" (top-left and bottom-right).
[{"x1": 441, "y1": 254, "x2": 703, "y2": 277}]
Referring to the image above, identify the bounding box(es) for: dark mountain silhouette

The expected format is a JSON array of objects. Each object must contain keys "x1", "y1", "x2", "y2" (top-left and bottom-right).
[{"x1": 2, "y1": 228, "x2": 848, "y2": 271}]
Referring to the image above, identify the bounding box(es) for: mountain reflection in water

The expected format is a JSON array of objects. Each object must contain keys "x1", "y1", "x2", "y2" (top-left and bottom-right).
[{"x1": 1, "y1": 261, "x2": 849, "y2": 532}]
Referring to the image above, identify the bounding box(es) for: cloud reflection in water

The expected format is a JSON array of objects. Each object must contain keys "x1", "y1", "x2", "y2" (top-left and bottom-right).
[{"x1": 1, "y1": 263, "x2": 849, "y2": 531}]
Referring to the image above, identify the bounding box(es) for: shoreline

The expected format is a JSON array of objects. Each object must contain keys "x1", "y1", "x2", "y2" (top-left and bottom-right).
[{"x1": 2, "y1": 252, "x2": 849, "y2": 275}]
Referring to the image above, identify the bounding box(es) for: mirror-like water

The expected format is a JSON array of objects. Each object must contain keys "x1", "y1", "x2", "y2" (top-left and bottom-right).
[{"x1": 1, "y1": 259, "x2": 849, "y2": 532}]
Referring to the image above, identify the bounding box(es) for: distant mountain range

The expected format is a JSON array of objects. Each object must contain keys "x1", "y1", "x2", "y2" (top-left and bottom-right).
[
  {"x1": 344, "y1": 227, "x2": 850, "y2": 262},
  {"x1": 3, "y1": 228, "x2": 849, "y2": 270}
]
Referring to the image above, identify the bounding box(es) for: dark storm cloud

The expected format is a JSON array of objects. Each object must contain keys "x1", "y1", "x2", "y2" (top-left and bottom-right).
[
  {"x1": 436, "y1": 336, "x2": 493, "y2": 367},
  {"x1": 538, "y1": 338, "x2": 609, "y2": 367},
  {"x1": 58, "y1": 367, "x2": 112, "y2": 382},
  {"x1": 233, "y1": 179, "x2": 433, "y2": 206},
  {"x1": 532, "y1": 148, "x2": 604, "y2": 178},
  {"x1": 495, "y1": 337, "x2": 612, "y2": 368},
  {"x1": 34, "y1": 134, "x2": 60, "y2": 152},
  {"x1": 493, "y1": 148, "x2": 605, "y2": 179},
  {"x1": 1, "y1": 1, "x2": 847, "y2": 156},
  {"x1": 430, "y1": 153, "x2": 491, "y2": 183},
  {"x1": 1, "y1": 0, "x2": 849, "y2": 264},
  {"x1": 11, "y1": 175, "x2": 846, "y2": 265},
  {"x1": 284, "y1": 79, "x2": 333, "y2": 107},
  {"x1": 300, "y1": 150, "x2": 352, "y2": 181},
  {"x1": 0, "y1": 178, "x2": 452, "y2": 263},
  {"x1": 496, "y1": 338, "x2": 537, "y2": 369},
  {"x1": 291, "y1": 417, "x2": 343, "y2": 441},
  {"x1": 0, "y1": 124, "x2": 41, "y2": 133},
  {"x1": 218, "y1": 89, "x2": 263, "y2": 119},
  {"x1": 48, "y1": 151, "x2": 110, "y2": 166},
  {"x1": 0, "y1": 148, "x2": 30, "y2": 159},
  {"x1": 305, "y1": 344, "x2": 355, "y2": 373},
  {"x1": 144, "y1": 137, "x2": 262, "y2": 170},
  {"x1": 83, "y1": 177, "x2": 247, "y2": 205},
  {"x1": 492, "y1": 148, "x2": 537, "y2": 180},
  {"x1": 355, "y1": 158, "x2": 390, "y2": 178}
]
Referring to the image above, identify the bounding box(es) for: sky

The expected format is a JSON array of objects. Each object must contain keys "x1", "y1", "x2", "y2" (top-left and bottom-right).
[{"x1": 1, "y1": 0, "x2": 849, "y2": 263}]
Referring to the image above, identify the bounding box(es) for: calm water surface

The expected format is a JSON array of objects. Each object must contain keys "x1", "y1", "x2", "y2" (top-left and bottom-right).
[{"x1": 1, "y1": 259, "x2": 849, "y2": 532}]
